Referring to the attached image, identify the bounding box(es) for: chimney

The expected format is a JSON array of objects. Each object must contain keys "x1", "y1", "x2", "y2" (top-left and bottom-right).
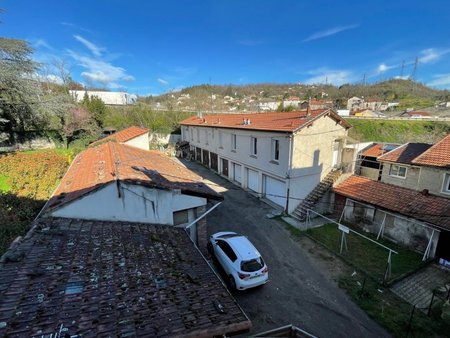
[
  {"x1": 306, "y1": 106, "x2": 311, "y2": 117},
  {"x1": 247, "y1": 119, "x2": 251, "y2": 125}
]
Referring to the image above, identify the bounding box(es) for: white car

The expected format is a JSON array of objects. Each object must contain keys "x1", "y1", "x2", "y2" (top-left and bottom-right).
[{"x1": 208, "y1": 231, "x2": 269, "y2": 290}]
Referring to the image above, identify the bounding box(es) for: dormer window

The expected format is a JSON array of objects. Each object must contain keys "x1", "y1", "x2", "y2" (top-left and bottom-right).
[{"x1": 389, "y1": 164, "x2": 407, "y2": 178}]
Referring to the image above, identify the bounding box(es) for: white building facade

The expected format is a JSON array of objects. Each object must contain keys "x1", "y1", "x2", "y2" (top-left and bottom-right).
[{"x1": 180, "y1": 111, "x2": 350, "y2": 213}]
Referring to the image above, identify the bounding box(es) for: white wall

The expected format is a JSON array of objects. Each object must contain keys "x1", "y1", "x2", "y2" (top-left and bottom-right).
[
  {"x1": 50, "y1": 182, "x2": 206, "y2": 224},
  {"x1": 182, "y1": 125, "x2": 290, "y2": 179},
  {"x1": 69, "y1": 90, "x2": 137, "y2": 105},
  {"x1": 125, "y1": 133, "x2": 150, "y2": 150}
]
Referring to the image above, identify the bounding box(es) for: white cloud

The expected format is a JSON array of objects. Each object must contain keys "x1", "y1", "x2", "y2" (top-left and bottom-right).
[
  {"x1": 33, "y1": 39, "x2": 53, "y2": 50},
  {"x1": 67, "y1": 49, "x2": 134, "y2": 89},
  {"x1": 428, "y1": 73, "x2": 450, "y2": 87},
  {"x1": 303, "y1": 68, "x2": 355, "y2": 86},
  {"x1": 303, "y1": 24, "x2": 358, "y2": 42},
  {"x1": 74, "y1": 35, "x2": 105, "y2": 57},
  {"x1": 419, "y1": 48, "x2": 450, "y2": 64},
  {"x1": 157, "y1": 78, "x2": 169, "y2": 85},
  {"x1": 377, "y1": 63, "x2": 396, "y2": 74}
]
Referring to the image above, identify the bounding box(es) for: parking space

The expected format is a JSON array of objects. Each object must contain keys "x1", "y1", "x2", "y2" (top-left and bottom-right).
[{"x1": 180, "y1": 159, "x2": 390, "y2": 337}]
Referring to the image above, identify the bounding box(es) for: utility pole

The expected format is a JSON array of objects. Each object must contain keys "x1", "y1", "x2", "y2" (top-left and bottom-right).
[
  {"x1": 400, "y1": 60, "x2": 405, "y2": 78},
  {"x1": 362, "y1": 73, "x2": 366, "y2": 86},
  {"x1": 411, "y1": 57, "x2": 418, "y2": 81}
]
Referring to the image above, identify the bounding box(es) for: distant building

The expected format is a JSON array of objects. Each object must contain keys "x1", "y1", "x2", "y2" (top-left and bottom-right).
[
  {"x1": 400, "y1": 111, "x2": 433, "y2": 119},
  {"x1": 70, "y1": 90, "x2": 137, "y2": 105},
  {"x1": 309, "y1": 99, "x2": 333, "y2": 110},
  {"x1": 259, "y1": 100, "x2": 279, "y2": 111},
  {"x1": 337, "y1": 109, "x2": 350, "y2": 116}
]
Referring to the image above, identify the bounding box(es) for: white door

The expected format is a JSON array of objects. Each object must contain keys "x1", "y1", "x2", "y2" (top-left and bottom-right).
[
  {"x1": 264, "y1": 175, "x2": 286, "y2": 207},
  {"x1": 332, "y1": 140, "x2": 340, "y2": 168},
  {"x1": 233, "y1": 163, "x2": 242, "y2": 183},
  {"x1": 247, "y1": 169, "x2": 259, "y2": 192}
]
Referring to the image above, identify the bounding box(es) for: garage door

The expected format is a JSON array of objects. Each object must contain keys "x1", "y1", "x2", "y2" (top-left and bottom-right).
[
  {"x1": 233, "y1": 163, "x2": 242, "y2": 184},
  {"x1": 247, "y1": 169, "x2": 259, "y2": 192},
  {"x1": 264, "y1": 175, "x2": 286, "y2": 207}
]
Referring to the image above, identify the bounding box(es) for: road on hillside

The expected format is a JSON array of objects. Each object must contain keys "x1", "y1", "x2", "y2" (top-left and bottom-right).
[{"x1": 181, "y1": 159, "x2": 390, "y2": 338}]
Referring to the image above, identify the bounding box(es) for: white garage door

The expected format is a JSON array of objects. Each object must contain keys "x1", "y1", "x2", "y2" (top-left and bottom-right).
[
  {"x1": 264, "y1": 175, "x2": 286, "y2": 207},
  {"x1": 233, "y1": 163, "x2": 242, "y2": 184},
  {"x1": 247, "y1": 169, "x2": 259, "y2": 192}
]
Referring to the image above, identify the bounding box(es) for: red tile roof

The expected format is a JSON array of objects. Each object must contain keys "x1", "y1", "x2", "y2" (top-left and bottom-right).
[
  {"x1": 180, "y1": 110, "x2": 351, "y2": 132},
  {"x1": 378, "y1": 143, "x2": 432, "y2": 164},
  {"x1": 48, "y1": 142, "x2": 221, "y2": 210},
  {"x1": 0, "y1": 218, "x2": 251, "y2": 337},
  {"x1": 90, "y1": 126, "x2": 148, "y2": 146},
  {"x1": 334, "y1": 175, "x2": 450, "y2": 230},
  {"x1": 412, "y1": 134, "x2": 450, "y2": 168}
]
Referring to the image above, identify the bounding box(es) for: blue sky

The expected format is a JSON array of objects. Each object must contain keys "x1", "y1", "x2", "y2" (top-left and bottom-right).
[{"x1": 2, "y1": 0, "x2": 450, "y2": 95}]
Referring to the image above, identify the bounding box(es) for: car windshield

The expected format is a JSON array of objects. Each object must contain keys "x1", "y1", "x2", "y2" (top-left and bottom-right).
[{"x1": 241, "y1": 257, "x2": 264, "y2": 272}]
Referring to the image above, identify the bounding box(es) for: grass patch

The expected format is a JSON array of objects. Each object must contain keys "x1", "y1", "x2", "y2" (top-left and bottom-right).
[
  {"x1": 305, "y1": 223, "x2": 424, "y2": 282},
  {"x1": 339, "y1": 274, "x2": 450, "y2": 337},
  {"x1": 0, "y1": 175, "x2": 10, "y2": 192},
  {"x1": 348, "y1": 119, "x2": 450, "y2": 144}
]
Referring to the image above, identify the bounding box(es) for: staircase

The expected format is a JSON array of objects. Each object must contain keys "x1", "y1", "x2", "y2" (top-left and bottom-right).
[{"x1": 291, "y1": 170, "x2": 342, "y2": 221}]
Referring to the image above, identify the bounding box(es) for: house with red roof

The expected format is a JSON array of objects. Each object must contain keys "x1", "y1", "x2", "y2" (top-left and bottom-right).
[
  {"x1": 90, "y1": 126, "x2": 150, "y2": 150},
  {"x1": 43, "y1": 141, "x2": 222, "y2": 248},
  {"x1": 180, "y1": 109, "x2": 351, "y2": 216},
  {"x1": 334, "y1": 134, "x2": 450, "y2": 261}
]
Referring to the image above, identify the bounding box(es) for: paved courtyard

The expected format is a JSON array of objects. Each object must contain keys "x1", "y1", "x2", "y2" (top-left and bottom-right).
[{"x1": 180, "y1": 159, "x2": 390, "y2": 338}]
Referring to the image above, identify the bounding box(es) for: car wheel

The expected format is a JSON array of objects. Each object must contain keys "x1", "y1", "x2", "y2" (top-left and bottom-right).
[{"x1": 228, "y1": 275, "x2": 236, "y2": 290}]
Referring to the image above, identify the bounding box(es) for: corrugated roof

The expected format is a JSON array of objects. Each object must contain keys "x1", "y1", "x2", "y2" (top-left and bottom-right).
[
  {"x1": 378, "y1": 143, "x2": 432, "y2": 164},
  {"x1": 412, "y1": 134, "x2": 450, "y2": 168},
  {"x1": 334, "y1": 175, "x2": 450, "y2": 230},
  {"x1": 180, "y1": 110, "x2": 351, "y2": 132},
  {"x1": 47, "y1": 142, "x2": 222, "y2": 210},
  {"x1": 0, "y1": 218, "x2": 251, "y2": 337},
  {"x1": 90, "y1": 126, "x2": 149, "y2": 146}
]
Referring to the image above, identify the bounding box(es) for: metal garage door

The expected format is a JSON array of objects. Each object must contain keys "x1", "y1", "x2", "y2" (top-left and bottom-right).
[
  {"x1": 247, "y1": 169, "x2": 259, "y2": 192},
  {"x1": 233, "y1": 163, "x2": 242, "y2": 184},
  {"x1": 264, "y1": 175, "x2": 286, "y2": 207}
]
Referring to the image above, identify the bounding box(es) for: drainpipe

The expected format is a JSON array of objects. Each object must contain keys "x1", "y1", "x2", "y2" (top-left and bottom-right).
[
  {"x1": 285, "y1": 134, "x2": 294, "y2": 214},
  {"x1": 185, "y1": 202, "x2": 222, "y2": 231}
]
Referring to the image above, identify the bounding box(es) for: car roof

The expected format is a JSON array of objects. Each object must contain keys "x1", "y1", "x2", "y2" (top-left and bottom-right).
[{"x1": 226, "y1": 236, "x2": 261, "y2": 261}]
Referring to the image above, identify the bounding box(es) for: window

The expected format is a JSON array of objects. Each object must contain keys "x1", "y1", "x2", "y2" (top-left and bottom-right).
[
  {"x1": 216, "y1": 240, "x2": 237, "y2": 262},
  {"x1": 389, "y1": 164, "x2": 407, "y2": 178},
  {"x1": 173, "y1": 209, "x2": 189, "y2": 225},
  {"x1": 272, "y1": 139, "x2": 280, "y2": 161},
  {"x1": 241, "y1": 257, "x2": 264, "y2": 272},
  {"x1": 443, "y1": 174, "x2": 450, "y2": 194},
  {"x1": 251, "y1": 137, "x2": 257, "y2": 156},
  {"x1": 231, "y1": 134, "x2": 237, "y2": 150}
]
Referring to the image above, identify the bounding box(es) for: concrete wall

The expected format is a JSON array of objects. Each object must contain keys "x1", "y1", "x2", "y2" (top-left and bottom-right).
[
  {"x1": 381, "y1": 163, "x2": 450, "y2": 198},
  {"x1": 149, "y1": 133, "x2": 181, "y2": 145},
  {"x1": 50, "y1": 182, "x2": 206, "y2": 225},
  {"x1": 417, "y1": 167, "x2": 450, "y2": 198},
  {"x1": 360, "y1": 167, "x2": 380, "y2": 180},
  {"x1": 125, "y1": 133, "x2": 150, "y2": 150},
  {"x1": 339, "y1": 198, "x2": 440, "y2": 258},
  {"x1": 380, "y1": 163, "x2": 420, "y2": 189}
]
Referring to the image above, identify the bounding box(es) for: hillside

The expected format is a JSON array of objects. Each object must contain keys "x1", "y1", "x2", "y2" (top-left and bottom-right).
[{"x1": 140, "y1": 79, "x2": 450, "y2": 113}]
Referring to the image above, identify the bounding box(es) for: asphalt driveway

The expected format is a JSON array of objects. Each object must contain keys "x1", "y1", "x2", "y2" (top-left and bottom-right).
[{"x1": 180, "y1": 159, "x2": 390, "y2": 338}]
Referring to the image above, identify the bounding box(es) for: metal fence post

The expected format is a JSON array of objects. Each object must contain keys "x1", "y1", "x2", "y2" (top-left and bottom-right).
[
  {"x1": 406, "y1": 305, "x2": 416, "y2": 338},
  {"x1": 427, "y1": 290, "x2": 436, "y2": 316}
]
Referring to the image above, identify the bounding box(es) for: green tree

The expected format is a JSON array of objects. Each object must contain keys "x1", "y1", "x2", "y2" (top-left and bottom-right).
[
  {"x1": 81, "y1": 93, "x2": 107, "y2": 128},
  {"x1": 0, "y1": 38, "x2": 46, "y2": 142}
]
